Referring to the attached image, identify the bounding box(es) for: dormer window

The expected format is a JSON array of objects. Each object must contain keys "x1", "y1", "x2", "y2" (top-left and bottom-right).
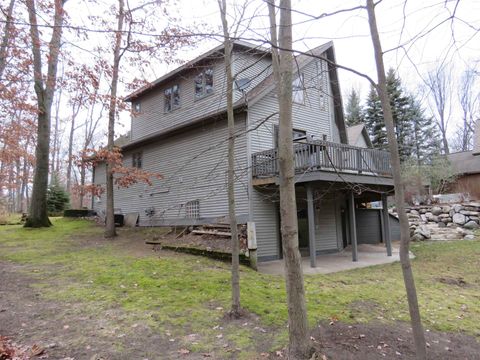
[
  {"x1": 292, "y1": 74, "x2": 305, "y2": 104},
  {"x1": 164, "y1": 84, "x2": 180, "y2": 112},
  {"x1": 194, "y1": 68, "x2": 214, "y2": 99}
]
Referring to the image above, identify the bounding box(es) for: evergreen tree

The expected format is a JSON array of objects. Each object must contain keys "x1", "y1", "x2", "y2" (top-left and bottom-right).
[
  {"x1": 386, "y1": 68, "x2": 414, "y2": 162},
  {"x1": 47, "y1": 175, "x2": 70, "y2": 215},
  {"x1": 408, "y1": 96, "x2": 441, "y2": 165},
  {"x1": 363, "y1": 84, "x2": 388, "y2": 149},
  {"x1": 345, "y1": 87, "x2": 364, "y2": 126}
]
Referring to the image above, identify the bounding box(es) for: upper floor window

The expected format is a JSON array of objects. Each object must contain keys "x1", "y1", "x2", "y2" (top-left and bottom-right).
[
  {"x1": 194, "y1": 68, "x2": 214, "y2": 98},
  {"x1": 164, "y1": 84, "x2": 180, "y2": 112},
  {"x1": 132, "y1": 151, "x2": 143, "y2": 168},
  {"x1": 292, "y1": 74, "x2": 305, "y2": 104},
  {"x1": 133, "y1": 101, "x2": 141, "y2": 113}
]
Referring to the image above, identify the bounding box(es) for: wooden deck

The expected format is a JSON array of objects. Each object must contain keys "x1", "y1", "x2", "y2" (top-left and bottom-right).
[{"x1": 252, "y1": 140, "x2": 392, "y2": 184}]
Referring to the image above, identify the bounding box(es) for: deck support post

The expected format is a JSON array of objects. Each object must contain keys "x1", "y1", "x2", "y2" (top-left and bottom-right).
[
  {"x1": 381, "y1": 193, "x2": 392, "y2": 256},
  {"x1": 306, "y1": 183, "x2": 317, "y2": 268},
  {"x1": 348, "y1": 191, "x2": 358, "y2": 262}
]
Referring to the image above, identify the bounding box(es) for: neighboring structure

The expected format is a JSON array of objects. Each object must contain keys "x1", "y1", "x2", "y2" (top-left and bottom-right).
[
  {"x1": 346, "y1": 123, "x2": 372, "y2": 148},
  {"x1": 93, "y1": 41, "x2": 395, "y2": 266}
]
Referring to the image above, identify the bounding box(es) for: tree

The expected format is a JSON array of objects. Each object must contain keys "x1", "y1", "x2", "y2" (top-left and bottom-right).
[
  {"x1": 386, "y1": 69, "x2": 413, "y2": 162},
  {"x1": 364, "y1": 84, "x2": 387, "y2": 149},
  {"x1": 217, "y1": 0, "x2": 242, "y2": 317},
  {"x1": 425, "y1": 65, "x2": 451, "y2": 154},
  {"x1": 344, "y1": 87, "x2": 364, "y2": 126},
  {"x1": 366, "y1": 1, "x2": 427, "y2": 359},
  {"x1": 267, "y1": 1, "x2": 310, "y2": 358},
  {"x1": 47, "y1": 174, "x2": 69, "y2": 215},
  {"x1": 24, "y1": 0, "x2": 68, "y2": 228},
  {"x1": 452, "y1": 68, "x2": 479, "y2": 152},
  {"x1": 408, "y1": 96, "x2": 441, "y2": 165}
]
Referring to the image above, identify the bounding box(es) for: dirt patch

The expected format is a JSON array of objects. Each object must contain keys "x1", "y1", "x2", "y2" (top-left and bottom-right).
[
  {"x1": 437, "y1": 276, "x2": 469, "y2": 287},
  {"x1": 308, "y1": 321, "x2": 480, "y2": 360},
  {"x1": 0, "y1": 261, "x2": 208, "y2": 360}
]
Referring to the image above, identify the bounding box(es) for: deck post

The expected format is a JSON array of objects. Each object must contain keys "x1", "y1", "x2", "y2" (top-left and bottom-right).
[
  {"x1": 348, "y1": 191, "x2": 358, "y2": 262},
  {"x1": 381, "y1": 193, "x2": 392, "y2": 256},
  {"x1": 306, "y1": 183, "x2": 317, "y2": 267}
]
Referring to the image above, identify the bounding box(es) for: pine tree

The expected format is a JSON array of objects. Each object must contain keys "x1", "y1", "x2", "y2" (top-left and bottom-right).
[
  {"x1": 386, "y1": 68, "x2": 414, "y2": 162},
  {"x1": 47, "y1": 175, "x2": 70, "y2": 215},
  {"x1": 345, "y1": 87, "x2": 364, "y2": 126},
  {"x1": 408, "y1": 96, "x2": 441, "y2": 165},
  {"x1": 364, "y1": 85, "x2": 387, "y2": 149}
]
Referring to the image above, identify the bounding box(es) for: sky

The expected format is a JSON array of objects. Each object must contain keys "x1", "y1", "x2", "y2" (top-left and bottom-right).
[{"x1": 66, "y1": 0, "x2": 480, "y2": 140}]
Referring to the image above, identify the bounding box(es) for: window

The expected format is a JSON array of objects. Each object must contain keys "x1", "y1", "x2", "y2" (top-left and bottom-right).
[
  {"x1": 273, "y1": 125, "x2": 307, "y2": 147},
  {"x1": 185, "y1": 200, "x2": 200, "y2": 219},
  {"x1": 194, "y1": 68, "x2": 214, "y2": 98},
  {"x1": 164, "y1": 84, "x2": 180, "y2": 112},
  {"x1": 132, "y1": 152, "x2": 142, "y2": 168},
  {"x1": 292, "y1": 74, "x2": 305, "y2": 104},
  {"x1": 133, "y1": 101, "x2": 141, "y2": 112}
]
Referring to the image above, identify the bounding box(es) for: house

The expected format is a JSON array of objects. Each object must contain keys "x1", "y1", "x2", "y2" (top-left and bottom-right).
[
  {"x1": 446, "y1": 125, "x2": 480, "y2": 200},
  {"x1": 92, "y1": 40, "x2": 395, "y2": 266}
]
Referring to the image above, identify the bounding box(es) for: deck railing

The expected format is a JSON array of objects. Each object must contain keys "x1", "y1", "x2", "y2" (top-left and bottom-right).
[{"x1": 252, "y1": 140, "x2": 392, "y2": 178}]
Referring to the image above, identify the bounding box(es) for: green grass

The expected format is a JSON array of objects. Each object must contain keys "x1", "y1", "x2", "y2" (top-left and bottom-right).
[{"x1": 0, "y1": 218, "x2": 479, "y2": 355}]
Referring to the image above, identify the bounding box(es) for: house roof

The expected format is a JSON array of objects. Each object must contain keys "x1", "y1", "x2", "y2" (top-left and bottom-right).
[
  {"x1": 125, "y1": 40, "x2": 270, "y2": 102},
  {"x1": 447, "y1": 151, "x2": 480, "y2": 175},
  {"x1": 121, "y1": 40, "x2": 348, "y2": 150},
  {"x1": 346, "y1": 123, "x2": 372, "y2": 148},
  {"x1": 473, "y1": 122, "x2": 480, "y2": 156}
]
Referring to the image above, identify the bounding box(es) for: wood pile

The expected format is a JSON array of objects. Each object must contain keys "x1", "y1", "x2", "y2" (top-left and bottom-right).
[{"x1": 191, "y1": 223, "x2": 248, "y2": 249}]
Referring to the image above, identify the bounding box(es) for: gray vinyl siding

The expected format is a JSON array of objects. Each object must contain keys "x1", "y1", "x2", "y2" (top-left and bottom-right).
[
  {"x1": 130, "y1": 49, "x2": 272, "y2": 143},
  {"x1": 93, "y1": 115, "x2": 249, "y2": 224},
  {"x1": 315, "y1": 194, "x2": 341, "y2": 251},
  {"x1": 252, "y1": 189, "x2": 280, "y2": 259},
  {"x1": 248, "y1": 55, "x2": 335, "y2": 154}
]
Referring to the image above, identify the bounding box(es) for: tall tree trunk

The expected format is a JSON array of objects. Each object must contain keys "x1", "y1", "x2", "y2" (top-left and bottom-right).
[
  {"x1": 25, "y1": 0, "x2": 67, "y2": 228},
  {"x1": 15, "y1": 159, "x2": 21, "y2": 212},
  {"x1": 366, "y1": 1, "x2": 427, "y2": 359},
  {"x1": 66, "y1": 113, "x2": 75, "y2": 193},
  {"x1": 105, "y1": 0, "x2": 125, "y2": 238},
  {"x1": 267, "y1": 1, "x2": 310, "y2": 358},
  {"x1": 0, "y1": 0, "x2": 15, "y2": 78},
  {"x1": 218, "y1": 0, "x2": 241, "y2": 317}
]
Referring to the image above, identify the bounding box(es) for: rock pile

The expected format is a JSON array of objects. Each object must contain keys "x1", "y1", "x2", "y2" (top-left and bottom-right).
[{"x1": 397, "y1": 202, "x2": 480, "y2": 241}]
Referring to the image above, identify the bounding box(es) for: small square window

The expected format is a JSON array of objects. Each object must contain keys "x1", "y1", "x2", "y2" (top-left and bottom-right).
[
  {"x1": 185, "y1": 200, "x2": 200, "y2": 219},
  {"x1": 132, "y1": 152, "x2": 143, "y2": 168},
  {"x1": 133, "y1": 102, "x2": 141, "y2": 112}
]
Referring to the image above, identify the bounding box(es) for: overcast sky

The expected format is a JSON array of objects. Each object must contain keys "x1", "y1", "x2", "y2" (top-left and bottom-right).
[{"x1": 67, "y1": 0, "x2": 480, "y2": 139}]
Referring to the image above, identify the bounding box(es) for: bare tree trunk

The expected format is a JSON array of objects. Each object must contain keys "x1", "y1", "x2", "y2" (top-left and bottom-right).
[
  {"x1": 217, "y1": 0, "x2": 241, "y2": 317},
  {"x1": 24, "y1": 0, "x2": 66, "y2": 227},
  {"x1": 15, "y1": 159, "x2": 21, "y2": 212},
  {"x1": 66, "y1": 115, "x2": 75, "y2": 193},
  {"x1": 0, "y1": 0, "x2": 15, "y2": 78},
  {"x1": 366, "y1": 1, "x2": 427, "y2": 359},
  {"x1": 105, "y1": 0, "x2": 125, "y2": 238},
  {"x1": 51, "y1": 77, "x2": 63, "y2": 177},
  {"x1": 267, "y1": 1, "x2": 310, "y2": 358}
]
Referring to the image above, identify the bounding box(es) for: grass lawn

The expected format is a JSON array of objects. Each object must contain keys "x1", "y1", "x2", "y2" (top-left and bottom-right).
[{"x1": 0, "y1": 218, "x2": 479, "y2": 358}]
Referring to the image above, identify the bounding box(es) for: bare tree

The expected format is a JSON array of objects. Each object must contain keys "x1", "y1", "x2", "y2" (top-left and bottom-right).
[
  {"x1": 0, "y1": 0, "x2": 15, "y2": 79},
  {"x1": 425, "y1": 65, "x2": 451, "y2": 154},
  {"x1": 217, "y1": 0, "x2": 242, "y2": 317},
  {"x1": 267, "y1": 0, "x2": 310, "y2": 358},
  {"x1": 366, "y1": 1, "x2": 427, "y2": 359},
  {"x1": 104, "y1": 0, "x2": 125, "y2": 238},
  {"x1": 453, "y1": 68, "x2": 478, "y2": 151},
  {"x1": 24, "y1": 0, "x2": 67, "y2": 228}
]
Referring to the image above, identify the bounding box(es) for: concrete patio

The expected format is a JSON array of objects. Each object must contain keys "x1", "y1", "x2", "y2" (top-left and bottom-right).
[{"x1": 258, "y1": 242, "x2": 410, "y2": 275}]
